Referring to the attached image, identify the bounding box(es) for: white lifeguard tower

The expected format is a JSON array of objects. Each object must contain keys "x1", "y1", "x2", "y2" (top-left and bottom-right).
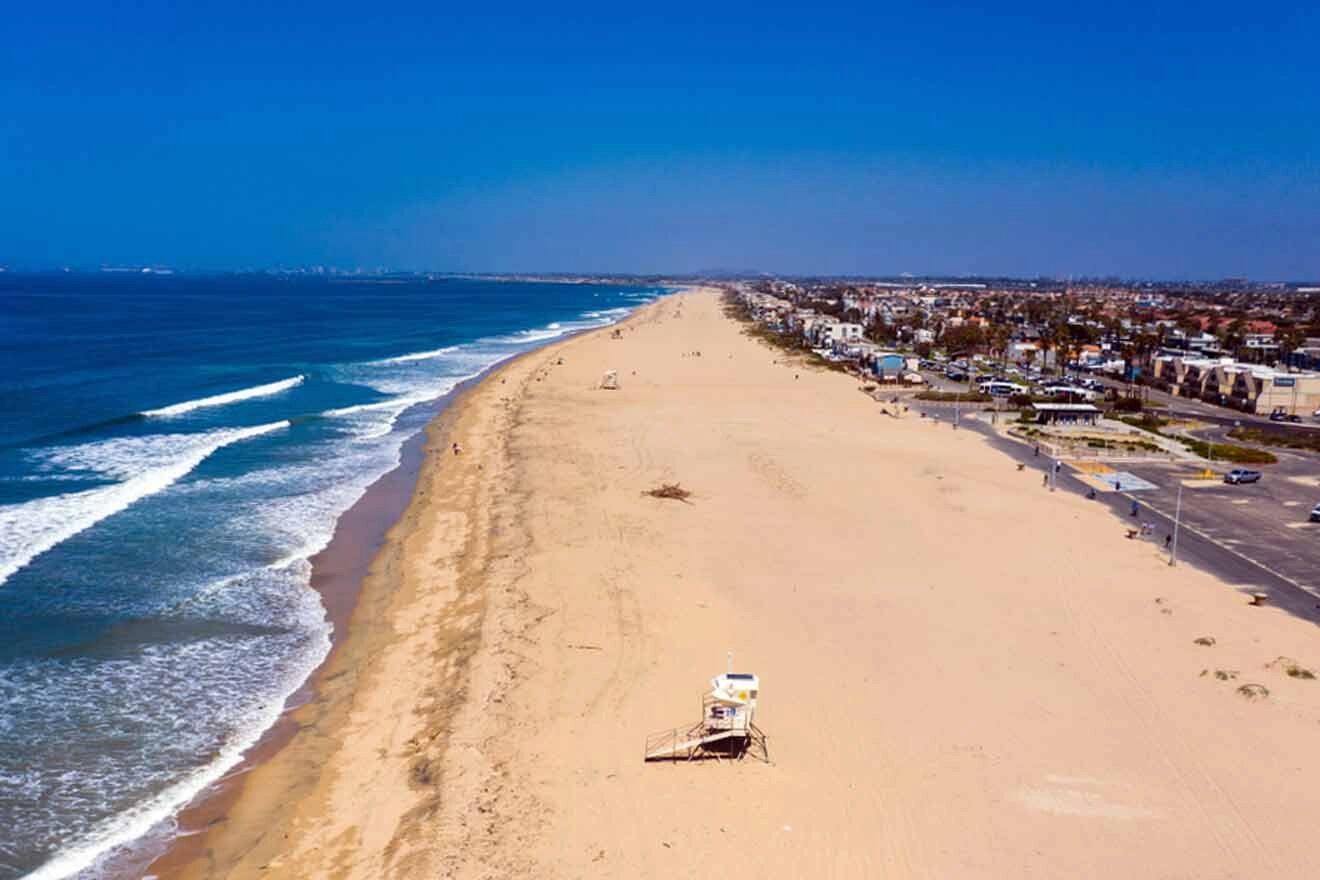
[
  {"x1": 600, "y1": 369, "x2": 619, "y2": 390},
  {"x1": 644, "y1": 654, "x2": 768, "y2": 762}
]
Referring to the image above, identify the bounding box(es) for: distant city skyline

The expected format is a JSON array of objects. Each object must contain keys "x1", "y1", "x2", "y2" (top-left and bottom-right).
[{"x1": 3, "y1": 1, "x2": 1317, "y2": 278}]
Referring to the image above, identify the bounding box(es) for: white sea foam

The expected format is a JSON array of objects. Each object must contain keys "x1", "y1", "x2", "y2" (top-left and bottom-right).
[
  {"x1": 323, "y1": 394, "x2": 434, "y2": 441},
  {"x1": 371, "y1": 346, "x2": 458, "y2": 364},
  {"x1": 0, "y1": 422, "x2": 288, "y2": 588},
  {"x1": 20, "y1": 578, "x2": 331, "y2": 880},
  {"x1": 141, "y1": 376, "x2": 304, "y2": 417},
  {"x1": 488, "y1": 320, "x2": 600, "y2": 345},
  {"x1": 322, "y1": 396, "x2": 428, "y2": 418}
]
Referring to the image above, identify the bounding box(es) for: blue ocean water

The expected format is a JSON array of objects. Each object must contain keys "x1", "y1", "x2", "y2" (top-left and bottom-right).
[{"x1": 0, "y1": 274, "x2": 662, "y2": 879}]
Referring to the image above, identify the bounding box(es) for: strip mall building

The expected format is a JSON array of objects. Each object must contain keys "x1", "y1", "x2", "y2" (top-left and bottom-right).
[{"x1": 1151, "y1": 356, "x2": 1320, "y2": 415}]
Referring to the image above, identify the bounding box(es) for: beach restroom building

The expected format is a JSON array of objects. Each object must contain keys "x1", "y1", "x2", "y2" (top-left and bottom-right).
[{"x1": 1028, "y1": 402, "x2": 1102, "y2": 426}]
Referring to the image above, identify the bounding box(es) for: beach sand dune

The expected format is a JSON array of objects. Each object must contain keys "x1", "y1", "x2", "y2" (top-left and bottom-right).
[{"x1": 177, "y1": 288, "x2": 1320, "y2": 879}]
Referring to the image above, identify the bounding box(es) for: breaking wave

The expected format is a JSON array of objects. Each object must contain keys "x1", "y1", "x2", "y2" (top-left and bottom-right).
[
  {"x1": 0, "y1": 422, "x2": 288, "y2": 588},
  {"x1": 142, "y1": 377, "x2": 305, "y2": 418}
]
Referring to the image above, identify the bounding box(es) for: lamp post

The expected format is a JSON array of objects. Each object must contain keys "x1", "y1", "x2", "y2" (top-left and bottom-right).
[
  {"x1": 1169, "y1": 481, "x2": 1184, "y2": 567},
  {"x1": 949, "y1": 349, "x2": 971, "y2": 431}
]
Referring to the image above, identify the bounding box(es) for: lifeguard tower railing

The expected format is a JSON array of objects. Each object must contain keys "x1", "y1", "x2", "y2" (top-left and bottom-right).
[{"x1": 643, "y1": 691, "x2": 769, "y2": 763}]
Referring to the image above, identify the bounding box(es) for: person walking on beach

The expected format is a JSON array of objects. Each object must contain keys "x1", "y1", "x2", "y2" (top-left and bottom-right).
[
  {"x1": 1165, "y1": 534, "x2": 1173, "y2": 550},
  {"x1": 1130, "y1": 498, "x2": 1138, "y2": 517},
  {"x1": 452, "y1": 442, "x2": 462, "y2": 455}
]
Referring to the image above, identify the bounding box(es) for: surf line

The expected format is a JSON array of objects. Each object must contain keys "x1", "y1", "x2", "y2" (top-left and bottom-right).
[{"x1": 142, "y1": 376, "x2": 305, "y2": 417}]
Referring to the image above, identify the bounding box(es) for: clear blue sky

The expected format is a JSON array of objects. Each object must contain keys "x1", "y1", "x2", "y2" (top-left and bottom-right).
[{"x1": 3, "y1": 1, "x2": 1317, "y2": 278}]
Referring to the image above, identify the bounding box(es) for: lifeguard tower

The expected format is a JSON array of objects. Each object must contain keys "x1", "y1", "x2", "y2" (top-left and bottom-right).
[{"x1": 644, "y1": 655, "x2": 768, "y2": 762}]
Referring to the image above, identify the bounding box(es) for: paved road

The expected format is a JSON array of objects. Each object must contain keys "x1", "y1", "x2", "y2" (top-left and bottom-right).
[
  {"x1": 909, "y1": 399, "x2": 1320, "y2": 626},
  {"x1": 1119, "y1": 459, "x2": 1320, "y2": 596},
  {"x1": 1091, "y1": 375, "x2": 1320, "y2": 433},
  {"x1": 921, "y1": 367, "x2": 1320, "y2": 435}
]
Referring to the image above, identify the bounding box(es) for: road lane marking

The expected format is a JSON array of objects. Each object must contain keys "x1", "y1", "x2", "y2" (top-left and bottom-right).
[{"x1": 1126, "y1": 494, "x2": 1318, "y2": 600}]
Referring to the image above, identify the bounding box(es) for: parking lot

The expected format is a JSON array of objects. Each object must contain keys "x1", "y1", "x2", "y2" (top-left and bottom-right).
[
  {"x1": 1109, "y1": 452, "x2": 1320, "y2": 596},
  {"x1": 910, "y1": 397, "x2": 1320, "y2": 620}
]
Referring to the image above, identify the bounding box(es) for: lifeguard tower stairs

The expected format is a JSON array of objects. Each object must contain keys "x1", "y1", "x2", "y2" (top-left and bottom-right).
[{"x1": 644, "y1": 664, "x2": 768, "y2": 763}]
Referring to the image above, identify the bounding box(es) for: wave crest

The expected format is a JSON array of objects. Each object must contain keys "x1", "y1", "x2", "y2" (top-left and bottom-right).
[
  {"x1": 142, "y1": 376, "x2": 304, "y2": 417},
  {"x1": 0, "y1": 422, "x2": 289, "y2": 588}
]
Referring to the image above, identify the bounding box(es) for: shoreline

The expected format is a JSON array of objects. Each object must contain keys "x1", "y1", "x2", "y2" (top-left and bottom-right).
[
  {"x1": 153, "y1": 286, "x2": 1320, "y2": 878},
  {"x1": 139, "y1": 387, "x2": 446, "y2": 879},
  {"x1": 144, "y1": 295, "x2": 675, "y2": 879}
]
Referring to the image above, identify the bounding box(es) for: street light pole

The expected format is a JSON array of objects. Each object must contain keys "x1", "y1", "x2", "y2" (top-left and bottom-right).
[{"x1": 1169, "y1": 481, "x2": 1183, "y2": 566}]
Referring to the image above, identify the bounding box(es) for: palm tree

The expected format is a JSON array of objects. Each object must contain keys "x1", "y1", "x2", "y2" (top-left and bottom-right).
[
  {"x1": 1221, "y1": 318, "x2": 1246, "y2": 357},
  {"x1": 1050, "y1": 321, "x2": 1072, "y2": 379},
  {"x1": 1278, "y1": 326, "x2": 1307, "y2": 370},
  {"x1": 989, "y1": 324, "x2": 1012, "y2": 370}
]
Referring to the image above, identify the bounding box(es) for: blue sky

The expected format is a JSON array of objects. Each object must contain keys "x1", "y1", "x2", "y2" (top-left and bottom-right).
[{"x1": 2, "y1": 1, "x2": 1317, "y2": 278}]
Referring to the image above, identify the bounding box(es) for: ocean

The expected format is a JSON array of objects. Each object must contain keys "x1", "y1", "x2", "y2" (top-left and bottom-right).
[{"x1": 0, "y1": 273, "x2": 663, "y2": 879}]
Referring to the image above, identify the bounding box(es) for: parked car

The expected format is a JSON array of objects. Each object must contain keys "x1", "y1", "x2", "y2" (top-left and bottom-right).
[
  {"x1": 1288, "y1": 414, "x2": 1303, "y2": 423},
  {"x1": 1270, "y1": 410, "x2": 1286, "y2": 421},
  {"x1": 1310, "y1": 503, "x2": 1320, "y2": 523},
  {"x1": 1224, "y1": 469, "x2": 1262, "y2": 484}
]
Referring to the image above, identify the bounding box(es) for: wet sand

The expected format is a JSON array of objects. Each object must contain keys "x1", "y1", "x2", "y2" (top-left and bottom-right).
[
  {"x1": 166, "y1": 287, "x2": 1320, "y2": 879},
  {"x1": 144, "y1": 389, "x2": 448, "y2": 878}
]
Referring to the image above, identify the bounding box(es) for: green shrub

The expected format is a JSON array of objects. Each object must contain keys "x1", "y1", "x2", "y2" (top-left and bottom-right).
[
  {"x1": 914, "y1": 391, "x2": 993, "y2": 403},
  {"x1": 1229, "y1": 427, "x2": 1320, "y2": 453},
  {"x1": 1117, "y1": 415, "x2": 1276, "y2": 463}
]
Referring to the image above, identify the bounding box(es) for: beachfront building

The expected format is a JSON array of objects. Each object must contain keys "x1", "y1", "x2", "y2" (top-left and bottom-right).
[
  {"x1": 868, "y1": 351, "x2": 910, "y2": 380},
  {"x1": 1152, "y1": 355, "x2": 1320, "y2": 415},
  {"x1": 1151, "y1": 355, "x2": 1232, "y2": 399},
  {"x1": 1028, "y1": 403, "x2": 1102, "y2": 426},
  {"x1": 1226, "y1": 367, "x2": 1320, "y2": 416},
  {"x1": 822, "y1": 321, "x2": 863, "y2": 347}
]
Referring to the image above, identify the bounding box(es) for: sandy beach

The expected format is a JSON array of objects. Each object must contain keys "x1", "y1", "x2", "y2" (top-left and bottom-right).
[{"x1": 170, "y1": 287, "x2": 1320, "y2": 879}]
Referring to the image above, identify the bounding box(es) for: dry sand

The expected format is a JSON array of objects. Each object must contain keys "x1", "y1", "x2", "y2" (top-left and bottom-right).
[{"x1": 173, "y1": 287, "x2": 1320, "y2": 879}]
